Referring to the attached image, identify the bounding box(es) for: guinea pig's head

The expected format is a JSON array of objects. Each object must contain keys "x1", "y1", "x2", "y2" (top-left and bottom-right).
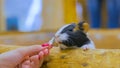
[{"x1": 54, "y1": 21, "x2": 90, "y2": 49}]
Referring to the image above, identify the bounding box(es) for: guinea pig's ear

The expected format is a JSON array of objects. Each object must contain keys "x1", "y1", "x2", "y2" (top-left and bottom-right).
[{"x1": 77, "y1": 21, "x2": 89, "y2": 33}]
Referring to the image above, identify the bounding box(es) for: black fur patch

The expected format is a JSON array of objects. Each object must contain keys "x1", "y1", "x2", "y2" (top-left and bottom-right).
[
  {"x1": 61, "y1": 30, "x2": 90, "y2": 47},
  {"x1": 60, "y1": 23, "x2": 76, "y2": 34},
  {"x1": 78, "y1": 21, "x2": 85, "y2": 31}
]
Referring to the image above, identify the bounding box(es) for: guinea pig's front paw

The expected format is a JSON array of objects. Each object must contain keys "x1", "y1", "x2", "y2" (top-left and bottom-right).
[{"x1": 81, "y1": 45, "x2": 89, "y2": 51}]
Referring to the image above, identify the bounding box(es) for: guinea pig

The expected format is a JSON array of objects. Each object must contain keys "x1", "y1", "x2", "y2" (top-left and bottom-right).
[{"x1": 54, "y1": 21, "x2": 95, "y2": 50}]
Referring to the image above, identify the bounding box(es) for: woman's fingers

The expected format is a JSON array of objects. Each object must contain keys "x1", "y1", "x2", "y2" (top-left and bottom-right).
[
  {"x1": 38, "y1": 52, "x2": 44, "y2": 68},
  {"x1": 30, "y1": 55, "x2": 40, "y2": 68},
  {"x1": 21, "y1": 60, "x2": 31, "y2": 68},
  {"x1": 43, "y1": 49, "x2": 49, "y2": 57}
]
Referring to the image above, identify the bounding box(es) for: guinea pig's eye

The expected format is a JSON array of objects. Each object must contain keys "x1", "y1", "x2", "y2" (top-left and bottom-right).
[{"x1": 67, "y1": 29, "x2": 73, "y2": 31}]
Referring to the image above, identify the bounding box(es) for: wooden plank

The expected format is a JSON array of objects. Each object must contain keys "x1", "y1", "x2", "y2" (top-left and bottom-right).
[
  {"x1": 0, "y1": 45, "x2": 120, "y2": 68},
  {"x1": 42, "y1": 47, "x2": 120, "y2": 68},
  {"x1": 0, "y1": 45, "x2": 22, "y2": 53},
  {"x1": 89, "y1": 29, "x2": 120, "y2": 49},
  {"x1": 0, "y1": 32, "x2": 53, "y2": 45},
  {"x1": 0, "y1": 29, "x2": 120, "y2": 48}
]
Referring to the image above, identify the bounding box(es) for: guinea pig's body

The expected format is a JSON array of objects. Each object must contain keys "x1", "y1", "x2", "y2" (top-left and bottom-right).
[{"x1": 54, "y1": 22, "x2": 95, "y2": 50}]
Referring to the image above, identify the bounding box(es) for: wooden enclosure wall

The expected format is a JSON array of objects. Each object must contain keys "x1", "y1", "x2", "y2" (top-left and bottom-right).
[
  {"x1": 89, "y1": 29, "x2": 120, "y2": 49},
  {"x1": 41, "y1": 0, "x2": 64, "y2": 31},
  {"x1": 0, "y1": 0, "x2": 6, "y2": 32},
  {"x1": 0, "y1": 29, "x2": 120, "y2": 49},
  {"x1": 63, "y1": 0, "x2": 78, "y2": 24}
]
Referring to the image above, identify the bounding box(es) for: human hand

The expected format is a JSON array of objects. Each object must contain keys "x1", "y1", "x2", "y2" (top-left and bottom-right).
[{"x1": 0, "y1": 45, "x2": 50, "y2": 68}]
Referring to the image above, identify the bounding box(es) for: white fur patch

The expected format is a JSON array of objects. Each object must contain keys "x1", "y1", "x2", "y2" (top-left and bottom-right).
[
  {"x1": 81, "y1": 40, "x2": 95, "y2": 49},
  {"x1": 59, "y1": 33, "x2": 69, "y2": 41},
  {"x1": 81, "y1": 33, "x2": 96, "y2": 49}
]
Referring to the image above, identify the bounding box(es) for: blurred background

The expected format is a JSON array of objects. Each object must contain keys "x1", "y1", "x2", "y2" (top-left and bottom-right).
[{"x1": 0, "y1": 0, "x2": 120, "y2": 49}]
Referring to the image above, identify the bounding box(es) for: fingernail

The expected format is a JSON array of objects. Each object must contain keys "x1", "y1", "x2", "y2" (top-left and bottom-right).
[
  {"x1": 40, "y1": 47, "x2": 48, "y2": 51},
  {"x1": 42, "y1": 43, "x2": 49, "y2": 47}
]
